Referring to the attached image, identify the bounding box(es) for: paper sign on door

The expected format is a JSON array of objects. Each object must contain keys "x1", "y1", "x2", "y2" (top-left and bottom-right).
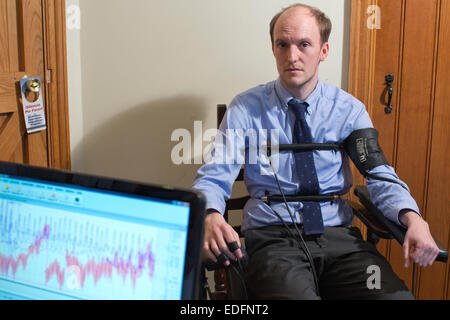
[{"x1": 20, "y1": 76, "x2": 47, "y2": 134}]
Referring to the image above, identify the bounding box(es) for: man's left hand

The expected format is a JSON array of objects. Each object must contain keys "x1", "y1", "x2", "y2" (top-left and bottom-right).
[{"x1": 400, "y1": 211, "x2": 440, "y2": 268}]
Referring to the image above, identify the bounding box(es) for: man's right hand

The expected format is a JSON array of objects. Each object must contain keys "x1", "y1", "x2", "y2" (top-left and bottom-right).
[{"x1": 203, "y1": 210, "x2": 243, "y2": 266}]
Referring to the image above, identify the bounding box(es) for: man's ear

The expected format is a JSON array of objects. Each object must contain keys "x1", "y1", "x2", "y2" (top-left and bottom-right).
[{"x1": 320, "y1": 42, "x2": 330, "y2": 62}]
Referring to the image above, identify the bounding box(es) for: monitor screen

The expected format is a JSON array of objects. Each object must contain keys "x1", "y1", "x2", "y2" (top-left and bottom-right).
[{"x1": 0, "y1": 171, "x2": 198, "y2": 300}]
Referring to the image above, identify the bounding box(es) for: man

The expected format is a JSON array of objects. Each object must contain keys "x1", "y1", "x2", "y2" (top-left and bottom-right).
[{"x1": 192, "y1": 4, "x2": 439, "y2": 299}]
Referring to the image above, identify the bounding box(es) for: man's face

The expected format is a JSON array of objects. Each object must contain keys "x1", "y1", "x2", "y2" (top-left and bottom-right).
[{"x1": 272, "y1": 8, "x2": 329, "y2": 94}]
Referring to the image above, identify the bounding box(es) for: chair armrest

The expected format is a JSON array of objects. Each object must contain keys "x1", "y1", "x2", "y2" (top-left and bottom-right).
[
  {"x1": 347, "y1": 199, "x2": 393, "y2": 239},
  {"x1": 354, "y1": 186, "x2": 448, "y2": 263},
  {"x1": 226, "y1": 196, "x2": 251, "y2": 211}
]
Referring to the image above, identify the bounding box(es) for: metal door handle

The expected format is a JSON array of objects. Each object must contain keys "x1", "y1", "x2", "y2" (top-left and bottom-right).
[
  {"x1": 384, "y1": 74, "x2": 394, "y2": 114},
  {"x1": 25, "y1": 78, "x2": 41, "y2": 93}
]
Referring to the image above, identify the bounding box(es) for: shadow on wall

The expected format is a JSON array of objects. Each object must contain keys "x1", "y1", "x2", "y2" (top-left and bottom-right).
[{"x1": 72, "y1": 95, "x2": 208, "y2": 189}]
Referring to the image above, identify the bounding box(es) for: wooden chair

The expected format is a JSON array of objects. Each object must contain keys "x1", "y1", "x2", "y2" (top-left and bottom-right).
[{"x1": 200, "y1": 104, "x2": 448, "y2": 300}]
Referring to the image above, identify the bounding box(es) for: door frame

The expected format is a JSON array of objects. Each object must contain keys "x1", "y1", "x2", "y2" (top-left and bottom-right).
[
  {"x1": 42, "y1": 0, "x2": 71, "y2": 169},
  {"x1": 347, "y1": 0, "x2": 380, "y2": 253},
  {"x1": 348, "y1": 0, "x2": 378, "y2": 115}
]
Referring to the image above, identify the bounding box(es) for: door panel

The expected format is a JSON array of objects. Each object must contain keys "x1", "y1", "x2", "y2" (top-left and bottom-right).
[
  {"x1": 383, "y1": 0, "x2": 438, "y2": 291},
  {"x1": 419, "y1": 0, "x2": 450, "y2": 299},
  {"x1": 350, "y1": 0, "x2": 449, "y2": 299},
  {"x1": 0, "y1": 112, "x2": 21, "y2": 160},
  {"x1": 0, "y1": 0, "x2": 48, "y2": 167},
  {"x1": 369, "y1": 0, "x2": 405, "y2": 262}
]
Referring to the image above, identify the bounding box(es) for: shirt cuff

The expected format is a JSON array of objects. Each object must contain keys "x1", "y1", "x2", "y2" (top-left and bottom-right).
[
  {"x1": 206, "y1": 208, "x2": 222, "y2": 216},
  {"x1": 398, "y1": 208, "x2": 421, "y2": 228}
]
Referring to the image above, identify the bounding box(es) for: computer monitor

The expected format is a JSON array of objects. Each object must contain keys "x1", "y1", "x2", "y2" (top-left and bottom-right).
[{"x1": 0, "y1": 161, "x2": 205, "y2": 300}]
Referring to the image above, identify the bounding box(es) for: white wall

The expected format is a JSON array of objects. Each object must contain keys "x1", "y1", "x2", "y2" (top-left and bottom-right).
[
  {"x1": 66, "y1": 0, "x2": 351, "y2": 188},
  {"x1": 66, "y1": 0, "x2": 84, "y2": 170}
]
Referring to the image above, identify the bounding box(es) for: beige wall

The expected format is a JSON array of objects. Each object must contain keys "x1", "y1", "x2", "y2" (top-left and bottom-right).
[{"x1": 66, "y1": 0, "x2": 351, "y2": 188}]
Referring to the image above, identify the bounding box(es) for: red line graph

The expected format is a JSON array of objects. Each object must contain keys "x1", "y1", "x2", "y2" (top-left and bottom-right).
[
  {"x1": 45, "y1": 245, "x2": 156, "y2": 289},
  {"x1": 1, "y1": 224, "x2": 156, "y2": 290},
  {"x1": 0, "y1": 224, "x2": 50, "y2": 278}
]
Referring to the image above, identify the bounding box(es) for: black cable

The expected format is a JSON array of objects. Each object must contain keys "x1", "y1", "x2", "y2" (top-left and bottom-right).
[
  {"x1": 268, "y1": 159, "x2": 321, "y2": 297},
  {"x1": 201, "y1": 272, "x2": 214, "y2": 300},
  {"x1": 230, "y1": 262, "x2": 248, "y2": 299},
  {"x1": 364, "y1": 172, "x2": 410, "y2": 192}
]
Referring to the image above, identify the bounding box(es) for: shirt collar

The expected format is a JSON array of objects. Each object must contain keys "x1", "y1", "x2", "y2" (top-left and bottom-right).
[
  {"x1": 275, "y1": 78, "x2": 322, "y2": 114},
  {"x1": 274, "y1": 78, "x2": 293, "y2": 110}
]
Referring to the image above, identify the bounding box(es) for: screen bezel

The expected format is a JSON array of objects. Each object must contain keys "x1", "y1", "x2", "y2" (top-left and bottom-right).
[{"x1": 0, "y1": 161, "x2": 205, "y2": 300}]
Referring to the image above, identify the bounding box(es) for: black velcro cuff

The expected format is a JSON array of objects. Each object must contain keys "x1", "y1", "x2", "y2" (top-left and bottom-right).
[{"x1": 343, "y1": 128, "x2": 389, "y2": 175}]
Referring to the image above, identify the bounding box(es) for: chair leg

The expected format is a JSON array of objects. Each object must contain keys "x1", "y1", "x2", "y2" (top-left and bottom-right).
[{"x1": 199, "y1": 268, "x2": 215, "y2": 300}]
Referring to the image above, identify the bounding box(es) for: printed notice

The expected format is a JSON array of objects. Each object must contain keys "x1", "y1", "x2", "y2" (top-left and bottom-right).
[{"x1": 20, "y1": 76, "x2": 47, "y2": 134}]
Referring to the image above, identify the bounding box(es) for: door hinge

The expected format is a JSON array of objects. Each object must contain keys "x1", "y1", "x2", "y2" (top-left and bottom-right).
[{"x1": 46, "y1": 69, "x2": 52, "y2": 83}]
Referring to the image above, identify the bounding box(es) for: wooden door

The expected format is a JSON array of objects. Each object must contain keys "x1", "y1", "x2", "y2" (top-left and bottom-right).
[
  {"x1": 349, "y1": 0, "x2": 449, "y2": 299},
  {"x1": 0, "y1": 0, "x2": 48, "y2": 165}
]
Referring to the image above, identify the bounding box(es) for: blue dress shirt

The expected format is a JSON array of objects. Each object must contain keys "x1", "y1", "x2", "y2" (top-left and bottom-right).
[{"x1": 192, "y1": 78, "x2": 420, "y2": 233}]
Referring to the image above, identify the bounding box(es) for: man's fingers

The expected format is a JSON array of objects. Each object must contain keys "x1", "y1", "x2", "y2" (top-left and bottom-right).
[
  {"x1": 420, "y1": 246, "x2": 432, "y2": 267},
  {"x1": 211, "y1": 226, "x2": 237, "y2": 264},
  {"x1": 411, "y1": 246, "x2": 424, "y2": 265},
  {"x1": 227, "y1": 240, "x2": 243, "y2": 260},
  {"x1": 222, "y1": 225, "x2": 239, "y2": 244},
  {"x1": 221, "y1": 226, "x2": 242, "y2": 260},
  {"x1": 208, "y1": 239, "x2": 230, "y2": 266},
  {"x1": 431, "y1": 249, "x2": 439, "y2": 266},
  {"x1": 203, "y1": 213, "x2": 241, "y2": 265},
  {"x1": 228, "y1": 241, "x2": 240, "y2": 252},
  {"x1": 403, "y1": 240, "x2": 410, "y2": 268},
  {"x1": 409, "y1": 243, "x2": 438, "y2": 267},
  {"x1": 215, "y1": 235, "x2": 234, "y2": 262},
  {"x1": 402, "y1": 218, "x2": 439, "y2": 268},
  {"x1": 204, "y1": 249, "x2": 217, "y2": 263},
  {"x1": 423, "y1": 244, "x2": 439, "y2": 266},
  {"x1": 207, "y1": 239, "x2": 219, "y2": 261}
]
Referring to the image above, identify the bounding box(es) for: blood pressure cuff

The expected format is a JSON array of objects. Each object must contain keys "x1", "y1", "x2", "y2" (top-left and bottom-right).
[{"x1": 343, "y1": 128, "x2": 389, "y2": 176}]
